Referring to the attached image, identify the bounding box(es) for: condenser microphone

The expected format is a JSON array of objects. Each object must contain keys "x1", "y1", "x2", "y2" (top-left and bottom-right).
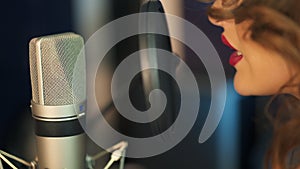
[{"x1": 29, "y1": 32, "x2": 86, "y2": 169}]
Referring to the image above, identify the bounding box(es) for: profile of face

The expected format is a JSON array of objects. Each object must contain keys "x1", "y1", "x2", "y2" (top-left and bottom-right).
[{"x1": 208, "y1": 0, "x2": 300, "y2": 97}]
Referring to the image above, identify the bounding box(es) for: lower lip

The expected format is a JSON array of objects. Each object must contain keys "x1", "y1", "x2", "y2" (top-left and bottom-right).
[{"x1": 229, "y1": 51, "x2": 243, "y2": 66}]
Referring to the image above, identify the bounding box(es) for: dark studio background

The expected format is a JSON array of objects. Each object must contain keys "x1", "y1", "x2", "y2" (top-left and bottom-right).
[{"x1": 0, "y1": 0, "x2": 271, "y2": 169}]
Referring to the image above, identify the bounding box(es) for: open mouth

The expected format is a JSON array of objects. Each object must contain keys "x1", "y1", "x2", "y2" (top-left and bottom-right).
[
  {"x1": 221, "y1": 34, "x2": 236, "y2": 50},
  {"x1": 221, "y1": 34, "x2": 243, "y2": 66},
  {"x1": 229, "y1": 51, "x2": 243, "y2": 66}
]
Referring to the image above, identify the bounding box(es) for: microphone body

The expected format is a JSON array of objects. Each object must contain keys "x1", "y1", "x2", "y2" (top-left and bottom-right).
[{"x1": 29, "y1": 32, "x2": 86, "y2": 169}]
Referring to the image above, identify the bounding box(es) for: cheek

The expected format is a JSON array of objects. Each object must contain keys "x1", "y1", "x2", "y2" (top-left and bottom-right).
[
  {"x1": 233, "y1": 53, "x2": 291, "y2": 96},
  {"x1": 232, "y1": 25, "x2": 292, "y2": 96}
]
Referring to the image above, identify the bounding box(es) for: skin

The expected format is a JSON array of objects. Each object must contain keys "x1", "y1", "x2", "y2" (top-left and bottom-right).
[{"x1": 208, "y1": 0, "x2": 300, "y2": 98}]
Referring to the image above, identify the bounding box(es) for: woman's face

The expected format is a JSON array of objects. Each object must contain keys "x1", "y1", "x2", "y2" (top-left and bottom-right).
[{"x1": 208, "y1": 0, "x2": 299, "y2": 96}]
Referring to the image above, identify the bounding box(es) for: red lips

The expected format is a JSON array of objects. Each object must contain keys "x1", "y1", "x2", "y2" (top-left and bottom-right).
[
  {"x1": 221, "y1": 34, "x2": 243, "y2": 66},
  {"x1": 229, "y1": 51, "x2": 243, "y2": 66},
  {"x1": 221, "y1": 34, "x2": 236, "y2": 50}
]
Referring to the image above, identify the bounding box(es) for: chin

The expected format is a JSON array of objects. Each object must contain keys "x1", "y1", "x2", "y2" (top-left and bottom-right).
[
  {"x1": 233, "y1": 77, "x2": 253, "y2": 96},
  {"x1": 234, "y1": 87, "x2": 252, "y2": 96},
  {"x1": 233, "y1": 79, "x2": 279, "y2": 97}
]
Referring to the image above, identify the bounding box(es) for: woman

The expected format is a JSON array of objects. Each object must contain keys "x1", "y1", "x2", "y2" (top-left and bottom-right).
[{"x1": 207, "y1": 0, "x2": 300, "y2": 168}]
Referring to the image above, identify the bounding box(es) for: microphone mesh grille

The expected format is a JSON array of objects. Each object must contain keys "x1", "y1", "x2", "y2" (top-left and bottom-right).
[{"x1": 29, "y1": 32, "x2": 85, "y2": 106}]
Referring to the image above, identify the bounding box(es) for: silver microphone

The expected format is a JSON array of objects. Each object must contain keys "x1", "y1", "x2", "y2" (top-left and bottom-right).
[{"x1": 29, "y1": 32, "x2": 86, "y2": 169}]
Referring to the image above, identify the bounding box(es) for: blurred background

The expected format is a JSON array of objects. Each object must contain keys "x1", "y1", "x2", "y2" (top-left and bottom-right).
[{"x1": 0, "y1": 0, "x2": 272, "y2": 168}]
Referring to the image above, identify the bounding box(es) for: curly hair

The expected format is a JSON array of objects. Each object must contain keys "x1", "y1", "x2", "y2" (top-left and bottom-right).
[{"x1": 207, "y1": 0, "x2": 300, "y2": 168}]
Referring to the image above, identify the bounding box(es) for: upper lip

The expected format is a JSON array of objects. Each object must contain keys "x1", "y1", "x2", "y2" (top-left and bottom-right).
[{"x1": 221, "y1": 34, "x2": 236, "y2": 50}]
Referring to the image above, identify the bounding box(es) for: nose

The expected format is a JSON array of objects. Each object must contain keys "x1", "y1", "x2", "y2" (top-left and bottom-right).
[
  {"x1": 208, "y1": 15, "x2": 224, "y2": 27},
  {"x1": 208, "y1": 0, "x2": 242, "y2": 27},
  {"x1": 207, "y1": 0, "x2": 224, "y2": 27}
]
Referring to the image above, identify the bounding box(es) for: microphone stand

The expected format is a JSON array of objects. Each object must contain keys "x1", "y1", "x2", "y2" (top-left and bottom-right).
[
  {"x1": 86, "y1": 141, "x2": 128, "y2": 169},
  {"x1": 0, "y1": 141, "x2": 127, "y2": 169},
  {"x1": 0, "y1": 150, "x2": 37, "y2": 169}
]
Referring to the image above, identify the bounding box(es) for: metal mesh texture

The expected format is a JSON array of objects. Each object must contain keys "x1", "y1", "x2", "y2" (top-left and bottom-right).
[{"x1": 29, "y1": 32, "x2": 86, "y2": 106}]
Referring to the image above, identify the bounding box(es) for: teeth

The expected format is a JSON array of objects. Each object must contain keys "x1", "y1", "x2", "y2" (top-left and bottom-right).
[{"x1": 237, "y1": 51, "x2": 243, "y2": 56}]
